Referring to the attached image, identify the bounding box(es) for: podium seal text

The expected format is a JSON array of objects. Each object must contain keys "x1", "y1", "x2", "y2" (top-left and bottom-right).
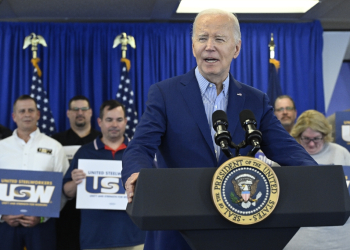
[{"x1": 211, "y1": 156, "x2": 280, "y2": 225}]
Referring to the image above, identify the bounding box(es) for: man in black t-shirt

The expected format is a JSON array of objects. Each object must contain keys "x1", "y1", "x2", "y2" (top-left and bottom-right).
[
  {"x1": 0, "y1": 124, "x2": 12, "y2": 140},
  {"x1": 52, "y1": 95, "x2": 100, "y2": 146},
  {"x1": 52, "y1": 95, "x2": 100, "y2": 250}
]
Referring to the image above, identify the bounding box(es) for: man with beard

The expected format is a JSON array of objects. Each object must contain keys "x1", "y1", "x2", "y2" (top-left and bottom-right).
[
  {"x1": 63, "y1": 100, "x2": 145, "y2": 250},
  {"x1": 52, "y1": 95, "x2": 100, "y2": 250},
  {"x1": 274, "y1": 95, "x2": 297, "y2": 134},
  {"x1": 255, "y1": 95, "x2": 298, "y2": 166},
  {"x1": 53, "y1": 95, "x2": 100, "y2": 146}
]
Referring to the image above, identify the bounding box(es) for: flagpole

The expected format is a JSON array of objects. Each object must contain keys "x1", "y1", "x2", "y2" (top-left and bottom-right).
[
  {"x1": 23, "y1": 33, "x2": 57, "y2": 136},
  {"x1": 267, "y1": 33, "x2": 282, "y2": 106},
  {"x1": 269, "y1": 33, "x2": 275, "y2": 59},
  {"x1": 113, "y1": 33, "x2": 138, "y2": 139}
]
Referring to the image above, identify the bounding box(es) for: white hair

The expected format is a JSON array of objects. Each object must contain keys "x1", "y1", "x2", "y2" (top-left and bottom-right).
[{"x1": 192, "y1": 9, "x2": 241, "y2": 43}]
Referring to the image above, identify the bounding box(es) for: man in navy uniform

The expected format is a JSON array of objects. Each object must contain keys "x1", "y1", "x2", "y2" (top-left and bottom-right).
[{"x1": 63, "y1": 100, "x2": 145, "y2": 250}]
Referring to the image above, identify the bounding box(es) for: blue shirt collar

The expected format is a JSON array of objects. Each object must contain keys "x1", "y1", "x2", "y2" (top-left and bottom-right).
[
  {"x1": 94, "y1": 135, "x2": 129, "y2": 150},
  {"x1": 195, "y1": 67, "x2": 229, "y2": 96}
]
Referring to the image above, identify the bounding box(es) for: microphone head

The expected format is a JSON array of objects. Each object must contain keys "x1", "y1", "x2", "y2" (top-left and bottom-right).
[
  {"x1": 239, "y1": 109, "x2": 256, "y2": 127},
  {"x1": 212, "y1": 110, "x2": 228, "y2": 128}
]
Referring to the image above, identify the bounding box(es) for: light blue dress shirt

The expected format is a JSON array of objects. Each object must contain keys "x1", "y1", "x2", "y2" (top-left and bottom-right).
[{"x1": 195, "y1": 67, "x2": 229, "y2": 160}]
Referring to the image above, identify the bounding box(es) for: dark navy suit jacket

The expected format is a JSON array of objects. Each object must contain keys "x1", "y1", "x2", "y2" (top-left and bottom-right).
[{"x1": 122, "y1": 68, "x2": 317, "y2": 250}]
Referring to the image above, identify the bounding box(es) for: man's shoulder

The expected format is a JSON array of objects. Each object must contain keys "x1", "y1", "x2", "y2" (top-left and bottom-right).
[
  {"x1": 155, "y1": 68, "x2": 196, "y2": 87},
  {"x1": 0, "y1": 125, "x2": 12, "y2": 139},
  {"x1": 38, "y1": 132, "x2": 64, "y2": 147},
  {"x1": 74, "y1": 140, "x2": 96, "y2": 156},
  {"x1": 89, "y1": 129, "x2": 101, "y2": 137},
  {"x1": 230, "y1": 77, "x2": 266, "y2": 97},
  {"x1": 52, "y1": 129, "x2": 100, "y2": 145},
  {"x1": 0, "y1": 134, "x2": 14, "y2": 146},
  {"x1": 51, "y1": 129, "x2": 70, "y2": 141}
]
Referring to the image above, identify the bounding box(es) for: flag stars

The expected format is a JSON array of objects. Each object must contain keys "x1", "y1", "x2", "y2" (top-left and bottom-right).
[
  {"x1": 116, "y1": 62, "x2": 138, "y2": 138},
  {"x1": 30, "y1": 70, "x2": 56, "y2": 136}
]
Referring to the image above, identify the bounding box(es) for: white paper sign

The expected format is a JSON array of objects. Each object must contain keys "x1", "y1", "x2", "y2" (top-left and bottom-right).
[
  {"x1": 76, "y1": 159, "x2": 127, "y2": 210},
  {"x1": 63, "y1": 145, "x2": 81, "y2": 160}
]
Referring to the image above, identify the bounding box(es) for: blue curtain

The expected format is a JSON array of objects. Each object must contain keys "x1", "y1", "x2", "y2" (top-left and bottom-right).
[{"x1": 0, "y1": 21, "x2": 323, "y2": 132}]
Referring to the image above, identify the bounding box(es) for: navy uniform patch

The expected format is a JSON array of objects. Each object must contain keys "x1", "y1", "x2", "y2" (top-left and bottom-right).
[{"x1": 212, "y1": 156, "x2": 280, "y2": 225}]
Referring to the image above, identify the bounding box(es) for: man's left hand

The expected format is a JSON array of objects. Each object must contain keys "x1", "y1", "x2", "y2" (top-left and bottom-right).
[
  {"x1": 125, "y1": 172, "x2": 139, "y2": 203},
  {"x1": 18, "y1": 216, "x2": 40, "y2": 228}
]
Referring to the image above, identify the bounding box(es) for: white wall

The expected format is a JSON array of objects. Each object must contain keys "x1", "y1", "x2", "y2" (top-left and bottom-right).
[{"x1": 322, "y1": 32, "x2": 350, "y2": 113}]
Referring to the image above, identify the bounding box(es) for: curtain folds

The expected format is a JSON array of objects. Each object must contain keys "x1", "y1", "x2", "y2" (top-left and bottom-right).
[{"x1": 0, "y1": 21, "x2": 323, "y2": 132}]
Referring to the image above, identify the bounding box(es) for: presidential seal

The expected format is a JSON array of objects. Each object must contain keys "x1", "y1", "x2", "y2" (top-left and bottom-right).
[{"x1": 211, "y1": 156, "x2": 280, "y2": 225}]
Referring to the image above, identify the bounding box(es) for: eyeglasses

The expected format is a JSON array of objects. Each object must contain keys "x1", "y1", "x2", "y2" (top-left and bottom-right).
[
  {"x1": 70, "y1": 107, "x2": 90, "y2": 112},
  {"x1": 275, "y1": 107, "x2": 295, "y2": 112},
  {"x1": 300, "y1": 136, "x2": 323, "y2": 144}
]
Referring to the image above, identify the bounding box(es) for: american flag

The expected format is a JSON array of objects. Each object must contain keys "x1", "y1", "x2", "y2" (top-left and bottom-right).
[
  {"x1": 30, "y1": 58, "x2": 56, "y2": 136},
  {"x1": 116, "y1": 58, "x2": 138, "y2": 138}
]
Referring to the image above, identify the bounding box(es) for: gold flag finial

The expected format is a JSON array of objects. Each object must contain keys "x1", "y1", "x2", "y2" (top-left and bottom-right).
[
  {"x1": 23, "y1": 33, "x2": 47, "y2": 59},
  {"x1": 113, "y1": 32, "x2": 136, "y2": 59},
  {"x1": 268, "y1": 33, "x2": 275, "y2": 59}
]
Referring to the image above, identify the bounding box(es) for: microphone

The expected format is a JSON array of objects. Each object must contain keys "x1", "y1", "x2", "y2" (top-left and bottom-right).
[
  {"x1": 212, "y1": 110, "x2": 231, "y2": 149},
  {"x1": 239, "y1": 109, "x2": 262, "y2": 148}
]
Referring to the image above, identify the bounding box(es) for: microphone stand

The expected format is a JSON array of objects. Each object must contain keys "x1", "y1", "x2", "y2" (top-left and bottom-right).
[{"x1": 215, "y1": 132, "x2": 261, "y2": 158}]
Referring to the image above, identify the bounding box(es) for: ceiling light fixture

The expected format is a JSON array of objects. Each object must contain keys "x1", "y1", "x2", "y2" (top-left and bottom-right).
[{"x1": 176, "y1": 0, "x2": 319, "y2": 14}]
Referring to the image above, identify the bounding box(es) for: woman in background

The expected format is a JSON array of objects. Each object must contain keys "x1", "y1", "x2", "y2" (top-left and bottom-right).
[
  {"x1": 291, "y1": 109, "x2": 350, "y2": 165},
  {"x1": 285, "y1": 109, "x2": 350, "y2": 250}
]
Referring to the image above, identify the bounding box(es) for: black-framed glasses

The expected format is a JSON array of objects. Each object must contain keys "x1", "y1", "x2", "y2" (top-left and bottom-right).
[
  {"x1": 275, "y1": 107, "x2": 294, "y2": 112},
  {"x1": 70, "y1": 107, "x2": 90, "y2": 112},
  {"x1": 300, "y1": 136, "x2": 323, "y2": 144}
]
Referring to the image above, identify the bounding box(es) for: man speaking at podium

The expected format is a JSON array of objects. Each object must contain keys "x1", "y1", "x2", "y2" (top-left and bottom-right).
[{"x1": 122, "y1": 9, "x2": 317, "y2": 250}]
